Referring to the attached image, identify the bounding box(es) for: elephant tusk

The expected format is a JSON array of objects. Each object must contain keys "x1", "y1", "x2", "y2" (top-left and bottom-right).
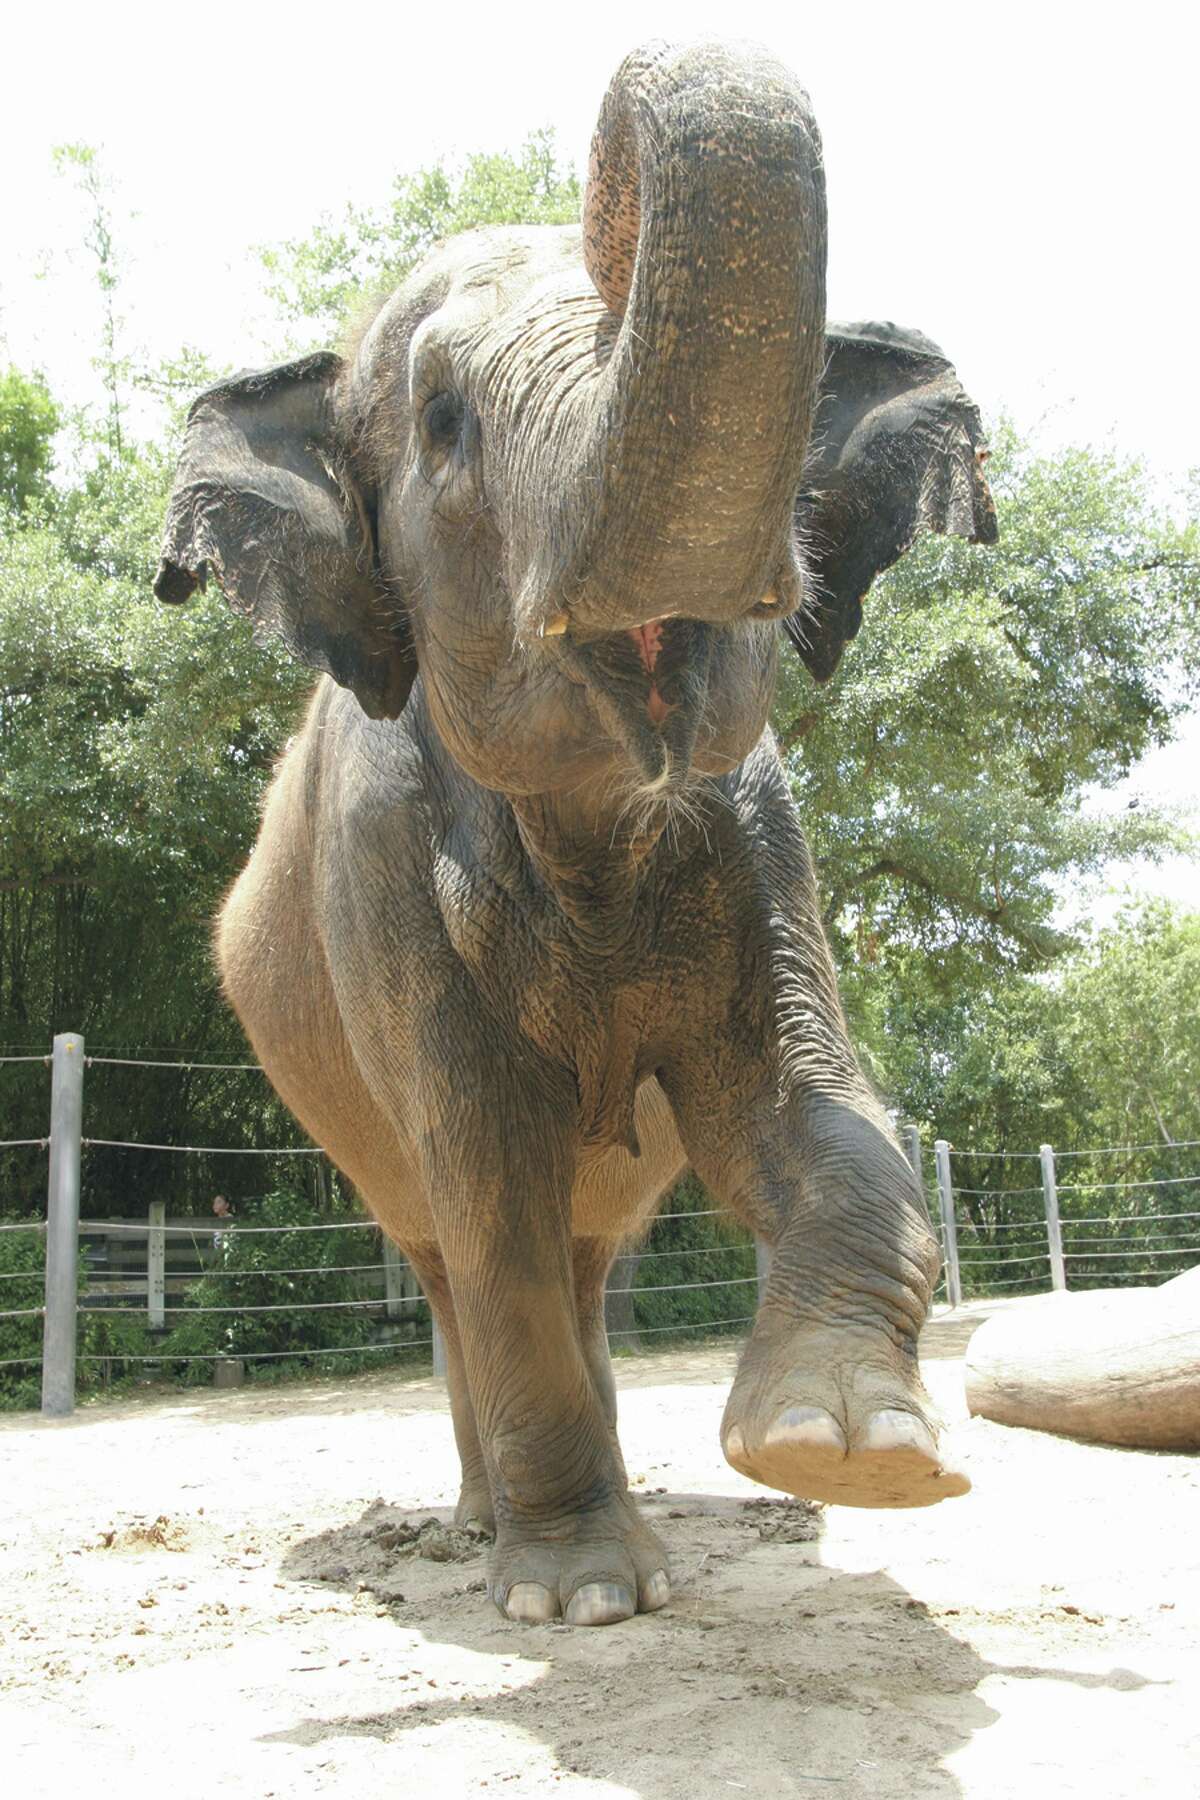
[
  {"x1": 539, "y1": 612, "x2": 570, "y2": 637},
  {"x1": 760, "y1": 591, "x2": 781, "y2": 607}
]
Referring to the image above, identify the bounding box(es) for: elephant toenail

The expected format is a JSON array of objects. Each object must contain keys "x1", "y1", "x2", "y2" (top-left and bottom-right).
[
  {"x1": 565, "y1": 1582, "x2": 635, "y2": 1627},
  {"x1": 858, "y1": 1412, "x2": 971, "y2": 1495},
  {"x1": 724, "y1": 1426, "x2": 747, "y2": 1463},
  {"x1": 859, "y1": 1409, "x2": 936, "y2": 1455},
  {"x1": 641, "y1": 1569, "x2": 671, "y2": 1612},
  {"x1": 767, "y1": 1406, "x2": 846, "y2": 1454},
  {"x1": 503, "y1": 1581, "x2": 558, "y2": 1623}
]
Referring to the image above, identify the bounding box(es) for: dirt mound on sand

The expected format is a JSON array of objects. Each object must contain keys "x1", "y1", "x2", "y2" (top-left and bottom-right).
[
  {"x1": 740, "y1": 1496, "x2": 825, "y2": 1542},
  {"x1": 287, "y1": 1500, "x2": 490, "y2": 1602},
  {"x1": 89, "y1": 1514, "x2": 191, "y2": 1554}
]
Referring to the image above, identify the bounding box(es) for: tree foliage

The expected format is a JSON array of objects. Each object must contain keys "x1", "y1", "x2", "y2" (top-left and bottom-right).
[
  {"x1": 260, "y1": 129, "x2": 581, "y2": 345},
  {"x1": 1055, "y1": 902, "x2": 1200, "y2": 1151},
  {"x1": 0, "y1": 421, "x2": 312, "y2": 1218},
  {"x1": 779, "y1": 422, "x2": 1198, "y2": 1008},
  {"x1": 868, "y1": 902, "x2": 1200, "y2": 1157},
  {"x1": 873, "y1": 901, "x2": 1200, "y2": 1295},
  {"x1": 0, "y1": 368, "x2": 60, "y2": 512},
  {"x1": 52, "y1": 143, "x2": 128, "y2": 458}
]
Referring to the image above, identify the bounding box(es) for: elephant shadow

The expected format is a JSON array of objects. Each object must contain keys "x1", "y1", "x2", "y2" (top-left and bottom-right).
[{"x1": 269, "y1": 1492, "x2": 1156, "y2": 1796}]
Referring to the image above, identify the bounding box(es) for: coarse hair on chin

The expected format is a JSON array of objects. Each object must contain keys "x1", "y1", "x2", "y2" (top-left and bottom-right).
[{"x1": 612, "y1": 757, "x2": 725, "y2": 856}]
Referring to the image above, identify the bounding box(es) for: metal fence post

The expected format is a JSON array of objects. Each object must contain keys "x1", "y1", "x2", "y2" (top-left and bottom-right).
[
  {"x1": 755, "y1": 1239, "x2": 772, "y2": 1309},
  {"x1": 1040, "y1": 1143, "x2": 1067, "y2": 1291},
  {"x1": 42, "y1": 1033, "x2": 84, "y2": 1420},
  {"x1": 933, "y1": 1139, "x2": 962, "y2": 1308},
  {"x1": 147, "y1": 1200, "x2": 166, "y2": 1331},
  {"x1": 902, "y1": 1124, "x2": 935, "y2": 1225}
]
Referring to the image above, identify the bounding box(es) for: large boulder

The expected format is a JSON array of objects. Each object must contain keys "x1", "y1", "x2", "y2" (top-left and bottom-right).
[{"x1": 964, "y1": 1266, "x2": 1200, "y2": 1450}]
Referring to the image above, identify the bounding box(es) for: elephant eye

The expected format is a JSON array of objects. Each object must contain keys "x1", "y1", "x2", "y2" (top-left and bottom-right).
[{"x1": 423, "y1": 390, "x2": 465, "y2": 449}]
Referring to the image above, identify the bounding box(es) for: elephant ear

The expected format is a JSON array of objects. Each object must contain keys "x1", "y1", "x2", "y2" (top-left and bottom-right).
[
  {"x1": 154, "y1": 352, "x2": 416, "y2": 720},
  {"x1": 788, "y1": 321, "x2": 998, "y2": 683}
]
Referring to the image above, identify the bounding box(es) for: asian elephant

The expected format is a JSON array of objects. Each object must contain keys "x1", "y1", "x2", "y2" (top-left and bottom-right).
[{"x1": 156, "y1": 38, "x2": 995, "y2": 1627}]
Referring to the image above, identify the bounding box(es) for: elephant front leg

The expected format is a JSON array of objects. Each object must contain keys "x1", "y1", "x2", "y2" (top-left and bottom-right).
[
  {"x1": 425, "y1": 1065, "x2": 669, "y2": 1626},
  {"x1": 671, "y1": 1076, "x2": 969, "y2": 1509}
]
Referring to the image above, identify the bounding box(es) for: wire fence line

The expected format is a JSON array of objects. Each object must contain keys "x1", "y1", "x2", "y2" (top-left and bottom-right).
[
  {"x1": 1056, "y1": 1173, "x2": 1200, "y2": 1193},
  {"x1": 75, "y1": 1339, "x2": 436, "y2": 1366},
  {"x1": 85, "y1": 1057, "x2": 267, "y2": 1072},
  {"x1": 3, "y1": 1033, "x2": 1198, "y2": 1419},
  {"x1": 81, "y1": 1216, "x2": 383, "y2": 1236},
  {"x1": 945, "y1": 1139, "x2": 1200, "y2": 1160},
  {"x1": 82, "y1": 1138, "x2": 328, "y2": 1156}
]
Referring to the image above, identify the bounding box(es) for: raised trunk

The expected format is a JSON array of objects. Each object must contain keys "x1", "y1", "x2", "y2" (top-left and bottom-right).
[{"x1": 517, "y1": 40, "x2": 827, "y2": 640}]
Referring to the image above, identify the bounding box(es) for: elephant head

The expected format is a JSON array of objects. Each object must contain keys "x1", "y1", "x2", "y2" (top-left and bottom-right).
[{"x1": 156, "y1": 39, "x2": 995, "y2": 807}]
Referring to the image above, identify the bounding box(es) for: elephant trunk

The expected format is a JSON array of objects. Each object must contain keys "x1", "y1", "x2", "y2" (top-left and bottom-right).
[{"x1": 516, "y1": 39, "x2": 827, "y2": 641}]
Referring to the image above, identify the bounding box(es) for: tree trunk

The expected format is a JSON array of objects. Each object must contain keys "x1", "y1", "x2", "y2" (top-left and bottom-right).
[{"x1": 964, "y1": 1266, "x2": 1200, "y2": 1450}]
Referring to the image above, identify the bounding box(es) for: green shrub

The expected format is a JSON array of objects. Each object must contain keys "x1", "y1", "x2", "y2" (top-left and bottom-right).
[
  {"x1": 0, "y1": 1219, "x2": 161, "y2": 1408},
  {"x1": 0, "y1": 1220, "x2": 45, "y2": 1409},
  {"x1": 632, "y1": 1174, "x2": 757, "y2": 1342},
  {"x1": 161, "y1": 1188, "x2": 430, "y2": 1384},
  {"x1": 1, "y1": 1190, "x2": 434, "y2": 1409}
]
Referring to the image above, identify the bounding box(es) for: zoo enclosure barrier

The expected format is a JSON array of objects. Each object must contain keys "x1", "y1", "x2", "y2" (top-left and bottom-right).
[
  {"x1": 900, "y1": 1124, "x2": 1200, "y2": 1309},
  {"x1": 3, "y1": 1035, "x2": 1198, "y2": 1419},
  {"x1": 3, "y1": 1035, "x2": 766, "y2": 1419}
]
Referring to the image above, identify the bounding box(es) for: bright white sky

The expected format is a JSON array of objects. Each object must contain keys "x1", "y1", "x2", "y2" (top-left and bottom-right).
[{"x1": 2, "y1": 0, "x2": 1196, "y2": 914}]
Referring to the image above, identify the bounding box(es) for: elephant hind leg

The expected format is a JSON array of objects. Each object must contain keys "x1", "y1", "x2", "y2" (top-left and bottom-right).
[
  {"x1": 403, "y1": 1243, "x2": 494, "y2": 1533},
  {"x1": 213, "y1": 737, "x2": 491, "y2": 1516},
  {"x1": 572, "y1": 1237, "x2": 627, "y2": 1484},
  {"x1": 214, "y1": 744, "x2": 423, "y2": 1220}
]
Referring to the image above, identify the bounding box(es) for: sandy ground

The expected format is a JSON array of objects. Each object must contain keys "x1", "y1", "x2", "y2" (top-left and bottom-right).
[{"x1": 2, "y1": 1300, "x2": 1198, "y2": 1800}]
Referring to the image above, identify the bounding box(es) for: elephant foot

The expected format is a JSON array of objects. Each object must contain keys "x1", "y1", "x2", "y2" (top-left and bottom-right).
[
  {"x1": 722, "y1": 1325, "x2": 970, "y2": 1510},
  {"x1": 489, "y1": 1495, "x2": 670, "y2": 1626},
  {"x1": 454, "y1": 1477, "x2": 496, "y2": 1537}
]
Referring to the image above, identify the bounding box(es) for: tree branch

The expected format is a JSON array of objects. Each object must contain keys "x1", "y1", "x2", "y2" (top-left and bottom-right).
[
  {"x1": 824, "y1": 855, "x2": 1059, "y2": 957},
  {"x1": 776, "y1": 713, "x2": 820, "y2": 753}
]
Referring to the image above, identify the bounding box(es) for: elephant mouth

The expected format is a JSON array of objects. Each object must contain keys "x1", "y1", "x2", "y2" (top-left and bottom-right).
[
  {"x1": 628, "y1": 620, "x2": 671, "y2": 724},
  {"x1": 558, "y1": 616, "x2": 715, "y2": 792}
]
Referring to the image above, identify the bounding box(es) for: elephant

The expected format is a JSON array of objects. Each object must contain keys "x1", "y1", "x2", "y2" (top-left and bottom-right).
[{"x1": 155, "y1": 38, "x2": 996, "y2": 1628}]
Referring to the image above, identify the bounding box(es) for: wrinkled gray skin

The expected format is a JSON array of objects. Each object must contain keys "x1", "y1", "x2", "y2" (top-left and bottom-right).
[{"x1": 156, "y1": 40, "x2": 995, "y2": 1627}]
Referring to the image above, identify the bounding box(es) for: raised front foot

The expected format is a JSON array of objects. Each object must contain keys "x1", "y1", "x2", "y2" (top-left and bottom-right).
[
  {"x1": 490, "y1": 1495, "x2": 670, "y2": 1626},
  {"x1": 722, "y1": 1326, "x2": 970, "y2": 1510}
]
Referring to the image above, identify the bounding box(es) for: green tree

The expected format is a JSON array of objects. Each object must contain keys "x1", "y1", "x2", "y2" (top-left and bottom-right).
[
  {"x1": 1056, "y1": 901, "x2": 1200, "y2": 1150},
  {"x1": 261, "y1": 130, "x2": 581, "y2": 344},
  {"x1": 52, "y1": 143, "x2": 128, "y2": 458},
  {"x1": 778, "y1": 423, "x2": 1199, "y2": 1014},
  {"x1": 0, "y1": 458, "x2": 312, "y2": 1219},
  {"x1": 872, "y1": 903, "x2": 1200, "y2": 1293},
  {"x1": 0, "y1": 368, "x2": 60, "y2": 513}
]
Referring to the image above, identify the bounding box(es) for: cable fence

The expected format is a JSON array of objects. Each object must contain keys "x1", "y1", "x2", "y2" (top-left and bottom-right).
[
  {"x1": 3, "y1": 1034, "x2": 763, "y2": 1414},
  {"x1": 4, "y1": 1032, "x2": 1198, "y2": 1417},
  {"x1": 908, "y1": 1132, "x2": 1200, "y2": 1304}
]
